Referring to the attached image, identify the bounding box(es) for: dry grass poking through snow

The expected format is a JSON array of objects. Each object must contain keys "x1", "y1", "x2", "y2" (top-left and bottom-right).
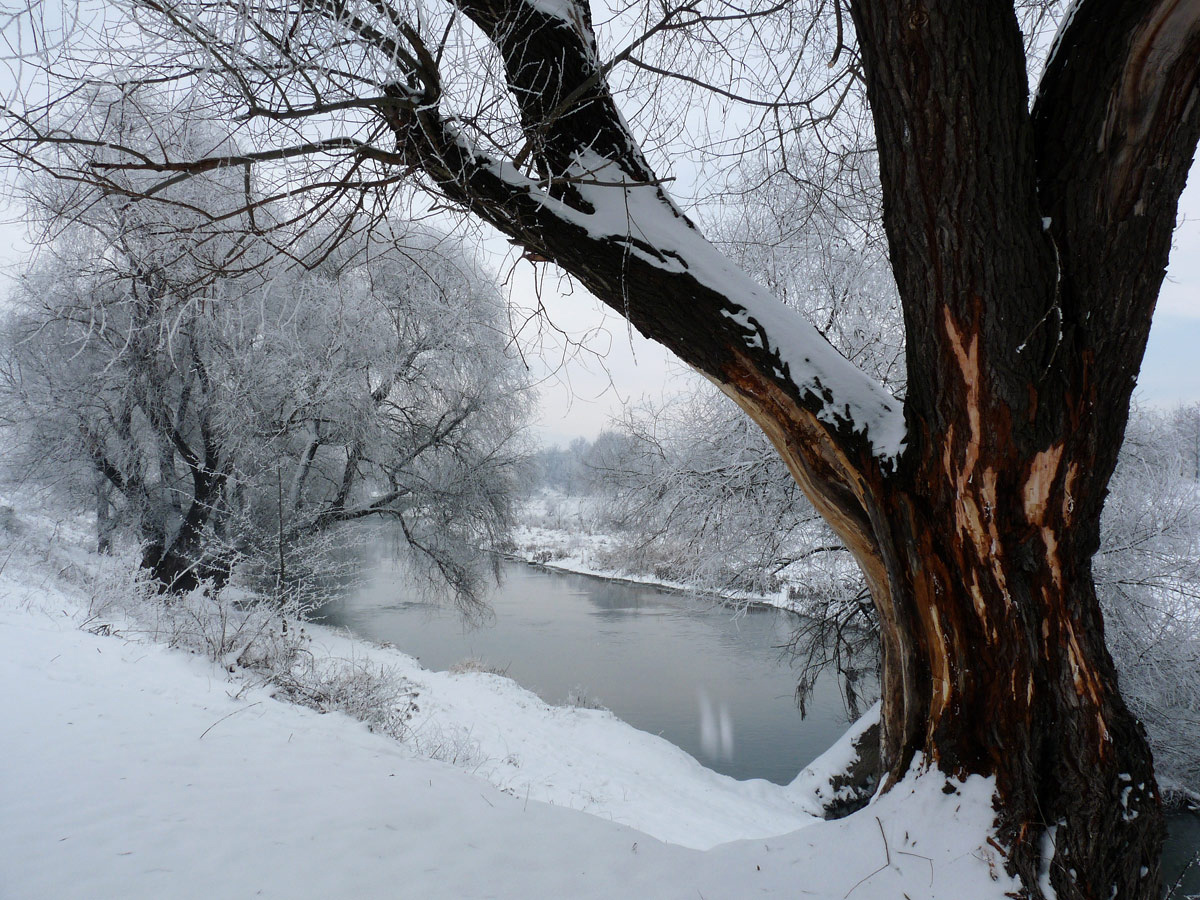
[{"x1": 1, "y1": 493, "x2": 422, "y2": 744}]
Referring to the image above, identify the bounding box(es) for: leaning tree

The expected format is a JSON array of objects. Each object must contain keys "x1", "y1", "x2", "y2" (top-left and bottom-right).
[{"x1": 4, "y1": 0, "x2": 1199, "y2": 895}]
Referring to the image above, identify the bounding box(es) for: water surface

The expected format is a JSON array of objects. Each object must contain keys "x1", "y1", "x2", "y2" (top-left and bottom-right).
[{"x1": 314, "y1": 556, "x2": 858, "y2": 785}]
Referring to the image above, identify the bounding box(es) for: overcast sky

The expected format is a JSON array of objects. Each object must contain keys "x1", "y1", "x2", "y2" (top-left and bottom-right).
[{"x1": 2, "y1": 168, "x2": 1197, "y2": 449}]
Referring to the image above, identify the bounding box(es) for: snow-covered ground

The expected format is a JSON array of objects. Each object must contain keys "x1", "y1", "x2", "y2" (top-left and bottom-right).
[{"x1": 1, "y1": 500, "x2": 1019, "y2": 899}]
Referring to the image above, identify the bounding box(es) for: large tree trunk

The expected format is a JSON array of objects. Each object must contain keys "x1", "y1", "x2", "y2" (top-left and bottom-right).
[
  {"x1": 872, "y1": 445, "x2": 1161, "y2": 896},
  {"x1": 386, "y1": 0, "x2": 1198, "y2": 894},
  {"x1": 722, "y1": 329, "x2": 1164, "y2": 898},
  {"x1": 822, "y1": 2, "x2": 1200, "y2": 894},
  {"x1": 87, "y1": 0, "x2": 1200, "y2": 892}
]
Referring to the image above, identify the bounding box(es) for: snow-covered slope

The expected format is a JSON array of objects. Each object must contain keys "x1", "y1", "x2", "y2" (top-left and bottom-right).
[{"x1": 0, "y1": 504, "x2": 1018, "y2": 900}]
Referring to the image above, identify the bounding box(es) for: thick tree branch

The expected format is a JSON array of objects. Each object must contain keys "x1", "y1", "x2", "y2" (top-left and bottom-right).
[
  {"x1": 849, "y1": 0, "x2": 1061, "y2": 442},
  {"x1": 375, "y1": 0, "x2": 904, "y2": 578},
  {"x1": 1033, "y1": 0, "x2": 1200, "y2": 491}
]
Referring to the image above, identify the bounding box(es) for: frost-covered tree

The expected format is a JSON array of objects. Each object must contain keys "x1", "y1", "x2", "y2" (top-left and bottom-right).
[
  {"x1": 0, "y1": 96, "x2": 531, "y2": 599},
  {"x1": 2, "y1": 244, "x2": 237, "y2": 587},
  {"x1": 5, "y1": 0, "x2": 1199, "y2": 892},
  {"x1": 1096, "y1": 407, "x2": 1200, "y2": 802},
  {"x1": 220, "y1": 225, "x2": 533, "y2": 604},
  {"x1": 531, "y1": 438, "x2": 592, "y2": 495},
  {"x1": 0, "y1": 97, "x2": 260, "y2": 588},
  {"x1": 594, "y1": 386, "x2": 844, "y2": 595},
  {"x1": 1171, "y1": 401, "x2": 1200, "y2": 482},
  {"x1": 1, "y1": 221, "x2": 531, "y2": 600}
]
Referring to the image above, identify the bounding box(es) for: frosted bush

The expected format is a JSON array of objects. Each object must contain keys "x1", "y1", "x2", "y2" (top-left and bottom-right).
[{"x1": 269, "y1": 655, "x2": 419, "y2": 741}]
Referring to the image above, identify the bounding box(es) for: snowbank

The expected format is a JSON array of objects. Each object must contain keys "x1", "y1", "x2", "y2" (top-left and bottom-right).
[{"x1": 507, "y1": 494, "x2": 803, "y2": 611}]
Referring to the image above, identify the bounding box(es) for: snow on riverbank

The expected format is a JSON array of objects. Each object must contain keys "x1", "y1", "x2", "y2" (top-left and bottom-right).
[
  {"x1": 0, "y1": 502, "x2": 1019, "y2": 899},
  {"x1": 507, "y1": 494, "x2": 800, "y2": 610}
]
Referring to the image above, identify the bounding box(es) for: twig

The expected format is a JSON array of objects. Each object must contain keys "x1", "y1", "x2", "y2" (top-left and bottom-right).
[
  {"x1": 198, "y1": 701, "x2": 262, "y2": 740},
  {"x1": 896, "y1": 850, "x2": 933, "y2": 887},
  {"x1": 843, "y1": 817, "x2": 892, "y2": 898},
  {"x1": 829, "y1": 0, "x2": 845, "y2": 68}
]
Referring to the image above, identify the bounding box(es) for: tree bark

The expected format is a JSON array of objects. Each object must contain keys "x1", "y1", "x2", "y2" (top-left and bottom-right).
[
  {"x1": 840, "y1": 1, "x2": 1200, "y2": 895},
  {"x1": 866, "y1": 454, "x2": 1162, "y2": 897}
]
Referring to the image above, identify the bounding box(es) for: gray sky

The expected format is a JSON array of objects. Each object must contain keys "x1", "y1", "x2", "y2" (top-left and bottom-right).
[
  {"x1": 2, "y1": 169, "x2": 1197, "y2": 449},
  {"x1": 1137, "y1": 174, "x2": 1200, "y2": 412},
  {"x1": 505, "y1": 258, "x2": 686, "y2": 446}
]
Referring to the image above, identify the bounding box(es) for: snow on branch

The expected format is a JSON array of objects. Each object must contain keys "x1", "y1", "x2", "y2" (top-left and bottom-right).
[
  {"x1": 437, "y1": 0, "x2": 905, "y2": 461},
  {"x1": 2, "y1": 0, "x2": 905, "y2": 465},
  {"x1": 527, "y1": 149, "x2": 906, "y2": 458}
]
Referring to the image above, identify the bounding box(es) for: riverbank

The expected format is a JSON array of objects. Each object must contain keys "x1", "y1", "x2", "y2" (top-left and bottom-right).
[
  {"x1": 506, "y1": 493, "x2": 801, "y2": 611},
  {"x1": 0, "y1": 497, "x2": 1019, "y2": 899}
]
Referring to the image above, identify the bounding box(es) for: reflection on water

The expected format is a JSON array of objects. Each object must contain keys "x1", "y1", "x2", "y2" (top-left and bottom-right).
[
  {"x1": 313, "y1": 555, "x2": 864, "y2": 785},
  {"x1": 697, "y1": 689, "x2": 735, "y2": 762},
  {"x1": 310, "y1": 547, "x2": 1198, "y2": 887}
]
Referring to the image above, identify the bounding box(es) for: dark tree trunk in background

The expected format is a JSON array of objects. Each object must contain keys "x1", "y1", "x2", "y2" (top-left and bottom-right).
[
  {"x1": 139, "y1": 474, "x2": 228, "y2": 594},
  {"x1": 95, "y1": 476, "x2": 114, "y2": 555},
  {"x1": 140, "y1": 443, "x2": 229, "y2": 595}
]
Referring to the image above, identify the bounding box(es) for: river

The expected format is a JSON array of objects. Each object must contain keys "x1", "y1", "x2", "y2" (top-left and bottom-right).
[
  {"x1": 314, "y1": 556, "x2": 858, "y2": 784},
  {"x1": 312, "y1": 552, "x2": 1198, "y2": 893}
]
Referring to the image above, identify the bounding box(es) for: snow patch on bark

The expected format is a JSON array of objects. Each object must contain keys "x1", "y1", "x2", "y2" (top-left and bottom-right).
[{"x1": 1037, "y1": 822, "x2": 1062, "y2": 899}]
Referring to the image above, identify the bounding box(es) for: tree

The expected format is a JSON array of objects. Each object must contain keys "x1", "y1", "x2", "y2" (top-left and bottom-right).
[
  {"x1": 1172, "y1": 401, "x2": 1200, "y2": 481},
  {"x1": 0, "y1": 100, "x2": 261, "y2": 589},
  {"x1": 1097, "y1": 406, "x2": 1200, "y2": 803},
  {"x1": 1, "y1": 243, "x2": 234, "y2": 588},
  {"x1": 592, "y1": 386, "x2": 849, "y2": 595},
  {"x1": 2, "y1": 217, "x2": 531, "y2": 600},
  {"x1": 5, "y1": 0, "x2": 1198, "y2": 894},
  {"x1": 0, "y1": 96, "x2": 532, "y2": 600},
  {"x1": 530, "y1": 438, "x2": 593, "y2": 495},
  {"x1": 223, "y1": 224, "x2": 533, "y2": 606}
]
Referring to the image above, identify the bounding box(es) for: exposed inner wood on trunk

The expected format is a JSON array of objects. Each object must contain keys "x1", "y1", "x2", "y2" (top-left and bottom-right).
[{"x1": 713, "y1": 350, "x2": 885, "y2": 592}]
